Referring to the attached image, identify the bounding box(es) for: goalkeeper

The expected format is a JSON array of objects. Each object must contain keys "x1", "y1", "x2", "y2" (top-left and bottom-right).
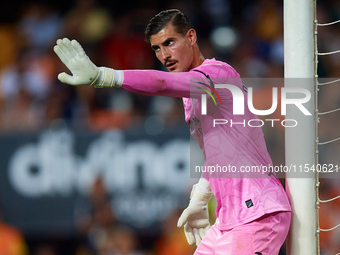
[{"x1": 54, "y1": 9, "x2": 291, "y2": 255}]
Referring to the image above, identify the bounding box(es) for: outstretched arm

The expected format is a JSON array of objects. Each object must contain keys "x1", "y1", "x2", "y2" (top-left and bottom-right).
[{"x1": 54, "y1": 38, "x2": 207, "y2": 98}]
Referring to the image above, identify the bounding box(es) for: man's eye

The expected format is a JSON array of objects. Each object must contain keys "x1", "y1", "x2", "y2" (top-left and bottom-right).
[{"x1": 168, "y1": 41, "x2": 174, "y2": 46}]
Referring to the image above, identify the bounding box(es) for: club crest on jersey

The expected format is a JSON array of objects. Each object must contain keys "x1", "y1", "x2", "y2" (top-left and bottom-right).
[{"x1": 197, "y1": 82, "x2": 223, "y2": 110}]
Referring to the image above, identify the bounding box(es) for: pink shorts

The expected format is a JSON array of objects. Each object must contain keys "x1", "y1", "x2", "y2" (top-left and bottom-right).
[{"x1": 194, "y1": 211, "x2": 291, "y2": 255}]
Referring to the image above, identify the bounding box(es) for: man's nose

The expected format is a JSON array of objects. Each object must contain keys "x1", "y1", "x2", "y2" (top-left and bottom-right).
[{"x1": 160, "y1": 48, "x2": 171, "y2": 61}]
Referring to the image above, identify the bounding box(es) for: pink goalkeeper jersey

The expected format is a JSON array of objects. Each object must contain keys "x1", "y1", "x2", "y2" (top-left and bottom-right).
[{"x1": 122, "y1": 58, "x2": 291, "y2": 230}]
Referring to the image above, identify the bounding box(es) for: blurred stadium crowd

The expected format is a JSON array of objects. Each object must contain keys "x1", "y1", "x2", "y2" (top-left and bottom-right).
[{"x1": 0, "y1": 0, "x2": 340, "y2": 254}]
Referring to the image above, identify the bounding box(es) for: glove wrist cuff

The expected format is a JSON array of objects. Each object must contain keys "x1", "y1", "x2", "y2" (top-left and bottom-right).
[
  {"x1": 190, "y1": 184, "x2": 213, "y2": 205},
  {"x1": 94, "y1": 67, "x2": 124, "y2": 88}
]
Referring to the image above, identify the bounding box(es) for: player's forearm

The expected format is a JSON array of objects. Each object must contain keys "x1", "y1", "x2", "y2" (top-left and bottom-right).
[{"x1": 121, "y1": 69, "x2": 201, "y2": 98}]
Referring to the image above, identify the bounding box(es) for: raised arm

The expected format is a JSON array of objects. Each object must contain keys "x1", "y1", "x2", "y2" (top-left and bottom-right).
[
  {"x1": 54, "y1": 38, "x2": 207, "y2": 98},
  {"x1": 121, "y1": 69, "x2": 206, "y2": 98}
]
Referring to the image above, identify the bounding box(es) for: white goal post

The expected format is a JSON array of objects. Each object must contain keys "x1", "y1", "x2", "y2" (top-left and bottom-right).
[{"x1": 284, "y1": 0, "x2": 318, "y2": 254}]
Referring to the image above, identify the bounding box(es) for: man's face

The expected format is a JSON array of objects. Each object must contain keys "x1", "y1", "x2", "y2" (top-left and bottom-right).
[{"x1": 150, "y1": 24, "x2": 195, "y2": 72}]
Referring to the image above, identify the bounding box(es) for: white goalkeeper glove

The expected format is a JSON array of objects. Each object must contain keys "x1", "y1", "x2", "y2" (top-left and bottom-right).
[
  {"x1": 53, "y1": 38, "x2": 123, "y2": 88},
  {"x1": 177, "y1": 178, "x2": 212, "y2": 246}
]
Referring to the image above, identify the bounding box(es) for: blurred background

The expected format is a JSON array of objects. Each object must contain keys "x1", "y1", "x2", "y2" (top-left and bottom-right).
[{"x1": 0, "y1": 0, "x2": 339, "y2": 254}]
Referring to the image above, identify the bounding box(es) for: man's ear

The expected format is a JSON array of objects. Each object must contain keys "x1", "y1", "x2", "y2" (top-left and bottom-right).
[{"x1": 187, "y1": 28, "x2": 197, "y2": 45}]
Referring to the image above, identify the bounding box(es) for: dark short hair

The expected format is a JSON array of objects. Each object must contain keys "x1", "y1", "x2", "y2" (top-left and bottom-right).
[{"x1": 145, "y1": 9, "x2": 194, "y2": 43}]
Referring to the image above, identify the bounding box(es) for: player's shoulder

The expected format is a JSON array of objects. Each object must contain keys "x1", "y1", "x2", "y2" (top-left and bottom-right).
[{"x1": 191, "y1": 58, "x2": 240, "y2": 78}]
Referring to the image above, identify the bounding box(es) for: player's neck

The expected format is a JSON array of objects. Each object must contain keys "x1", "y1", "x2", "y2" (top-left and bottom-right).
[
  {"x1": 198, "y1": 52, "x2": 205, "y2": 66},
  {"x1": 191, "y1": 48, "x2": 205, "y2": 70}
]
